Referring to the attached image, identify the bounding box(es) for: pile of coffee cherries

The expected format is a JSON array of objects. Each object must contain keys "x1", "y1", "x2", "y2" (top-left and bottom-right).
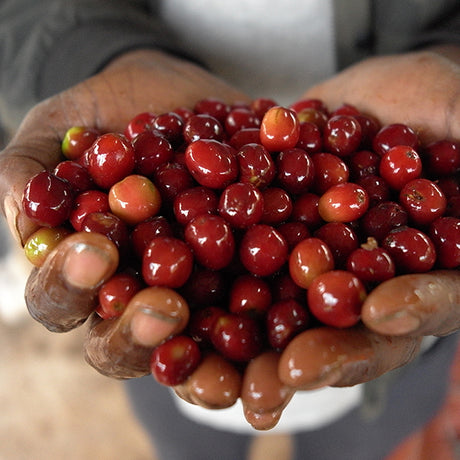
[{"x1": 22, "y1": 97, "x2": 460, "y2": 387}]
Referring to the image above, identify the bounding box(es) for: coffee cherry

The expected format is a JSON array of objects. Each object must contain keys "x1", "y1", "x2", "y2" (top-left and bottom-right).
[
  {"x1": 142, "y1": 236, "x2": 194, "y2": 288},
  {"x1": 382, "y1": 226, "x2": 436, "y2": 273},
  {"x1": 24, "y1": 226, "x2": 71, "y2": 266},
  {"x1": 379, "y1": 145, "x2": 422, "y2": 190},
  {"x1": 311, "y1": 152, "x2": 349, "y2": 194},
  {"x1": 229, "y1": 274, "x2": 272, "y2": 317},
  {"x1": 239, "y1": 224, "x2": 288, "y2": 277},
  {"x1": 308, "y1": 270, "x2": 366, "y2": 328},
  {"x1": 53, "y1": 160, "x2": 94, "y2": 193},
  {"x1": 346, "y1": 238, "x2": 396, "y2": 283},
  {"x1": 237, "y1": 143, "x2": 276, "y2": 188},
  {"x1": 61, "y1": 126, "x2": 100, "y2": 160},
  {"x1": 318, "y1": 182, "x2": 369, "y2": 223},
  {"x1": 323, "y1": 115, "x2": 362, "y2": 157},
  {"x1": 150, "y1": 335, "x2": 201, "y2": 386},
  {"x1": 218, "y1": 182, "x2": 264, "y2": 229},
  {"x1": 96, "y1": 272, "x2": 142, "y2": 319},
  {"x1": 372, "y1": 123, "x2": 419, "y2": 156},
  {"x1": 183, "y1": 114, "x2": 224, "y2": 143},
  {"x1": 424, "y1": 140, "x2": 460, "y2": 177},
  {"x1": 185, "y1": 139, "x2": 238, "y2": 189},
  {"x1": 173, "y1": 186, "x2": 218, "y2": 226},
  {"x1": 69, "y1": 190, "x2": 110, "y2": 231},
  {"x1": 289, "y1": 237, "x2": 334, "y2": 289},
  {"x1": 22, "y1": 171, "x2": 74, "y2": 227},
  {"x1": 260, "y1": 106, "x2": 300, "y2": 151},
  {"x1": 109, "y1": 175, "x2": 162, "y2": 226},
  {"x1": 275, "y1": 148, "x2": 315, "y2": 194},
  {"x1": 266, "y1": 299, "x2": 309, "y2": 350},
  {"x1": 87, "y1": 133, "x2": 136, "y2": 189},
  {"x1": 133, "y1": 131, "x2": 174, "y2": 176},
  {"x1": 211, "y1": 313, "x2": 263, "y2": 362},
  {"x1": 429, "y1": 216, "x2": 460, "y2": 268},
  {"x1": 184, "y1": 214, "x2": 235, "y2": 270},
  {"x1": 131, "y1": 216, "x2": 173, "y2": 260},
  {"x1": 261, "y1": 187, "x2": 293, "y2": 225},
  {"x1": 399, "y1": 178, "x2": 447, "y2": 226},
  {"x1": 124, "y1": 111, "x2": 156, "y2": 140}
]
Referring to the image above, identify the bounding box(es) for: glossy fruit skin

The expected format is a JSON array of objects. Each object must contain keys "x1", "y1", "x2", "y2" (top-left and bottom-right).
[
  {"x1": 61, "y1": 126, "x2": 100, "y2": 160},
  {"x1": 318, "y1": 182, "x2": 369, "y2": 223},
  {"x1": 228, "y1": 274, "x2": 272, "y2": 317},
  {"x1": 360, "y1": 201, "x2": 408, "y2": 242},
  {"x1": 260, "y1": 106, "x2": 300, "y2": 151},
  {"x1": 86, "y1": 133, "x2": 136, "y2": 189},
  {"x1": 296, "y1": 122, "x2": 322, "y2": 153},
  {"x1": 275, "y1": 148, "x2": 315, "y2": 194},
  {"x1": 239, "y1": 224, "x2": 288, "y2": 277},
  {"x1": 142, "y1": 236, "x2": 194, "y2": 288},
  {"x1": 22, "y1": 171, "x2": 74, "y2": 227},
  {"x1": 132, "y1": 130, "x2": 174, "y2": 176},
  {"x1": 185, "y1": 139, "x2": 238, "y2": 189},
  {"x1": 96, "y1": 272, "x2": 142, "y2": 319},
  {"x1": 184, "y1": 214, "x2": 235, "y2": 270},
  {"x1": 307, "y1": 270, "x2": 366, "y2": 328},
  {"x1": 183, "y1": 114, "x2": 224, "y2": 143},
  {"x1": 69, "y1": 190, "x2": 110, "y2": 232},
  {"x1": 237, "y1": 143, "x2": 276, "y2": 188},
  {"x1": 289, "y1": 237, "x2": 334, "y2": 288},
  {"x1": 173, "y1": 186, "x2": 218, "y2": 226},
  {"x1": 424, "y1": 140, "x2": 460, "y2": 177},
  {"x1": 399, "y1": 178, "x2": 447, "y2": 226},
  {"x1": 218, "y1": 182, "x2": 264, "y2": 229},
  {"x1": 311, "y1": 152, "x2": 349, "y2": 194},
  {"x1": 379, "y1": 145, "x2": 422, "y2": 190},
  {"x1": 81, "y1": 211, "x2": 130, "y2": 252},
  {"x1": 108, "y1": 174, "x2": 162, "y2": 226},
  {"x1": 372, "y1": 123, "x2": 419, "y2": 156},
  {"x1": 266, "y1": 299, "x2": 309, "y2": 350},
  {"x1": 314, "y1": 222, "x2": 359, "y2": 268},
  {"x1": 150, "y1": 335, "x2": 201, "y2": 386},
  {"x1": 346, "y1": 241, "x2": 396, "y2": 283},
  {"x1": 382, "y1": 226, "x2": 436, "y2": 273},
  {"x1": 261, "y1": 187, "x2": 293, "y2": 225},
  {"x1": 24, "y1": 226, "x2": 71, "y2": 266},
  {"x1": 53, "y1": 160, "x2": 94, "y2": 193},
  {"x1": 153, "y1": 161, "x2": 195, "y2": 203},
  {"x1": 123, "y1": 111, "x2": 156, "y2": 141},
  {"x1": 130, "y1": 215, "x2": 173, "y2": 260},
  {"x1": 323, "y1": 115, "x2": 362, "y2": 157},
  {"x1": 211, "y1": 313, "x2": 263, "y2": 362},
  {"x1": 429, "y1": 216, "x2": 460, "y2": 268}
]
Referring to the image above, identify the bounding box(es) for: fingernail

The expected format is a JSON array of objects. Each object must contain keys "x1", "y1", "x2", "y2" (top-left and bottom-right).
[
  {"x1": 62, "y1": 243, "x2": 112, "y2": 288},
  {"x1": 376, "y1": 310, "x2": 421, "y2": 335},
  {"x1": 131, "y1": 308, "x2": 179, "y2": 347}
]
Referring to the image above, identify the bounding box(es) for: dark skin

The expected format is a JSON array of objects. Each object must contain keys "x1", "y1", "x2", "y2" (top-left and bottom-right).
[{"x1": 1, "y1": 47, "x2": 459, "y2": 430}]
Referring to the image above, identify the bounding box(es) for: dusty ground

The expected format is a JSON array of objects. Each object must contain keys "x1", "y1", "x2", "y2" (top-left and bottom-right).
[{"x1": 0, "y1": 312, "x2": 157, "y2": 460}]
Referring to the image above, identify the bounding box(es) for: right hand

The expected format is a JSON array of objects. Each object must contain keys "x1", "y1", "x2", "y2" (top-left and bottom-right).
[{"x1": 0, "y1": 49, "x2": 249, "y2": 378}]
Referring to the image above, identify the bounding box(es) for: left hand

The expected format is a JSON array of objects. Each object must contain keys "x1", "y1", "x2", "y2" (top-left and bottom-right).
[{"x1": 241, "y1": 47, "x2": 460, "y2": 429}]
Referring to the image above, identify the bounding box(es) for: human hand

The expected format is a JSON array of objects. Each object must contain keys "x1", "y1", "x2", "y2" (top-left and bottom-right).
[
  {"x1": 237, "y1": 48, "x2": 460, "y2": 430},
  {"x1": 0, "y1": 49, "x2": 248, "y2": 378}
]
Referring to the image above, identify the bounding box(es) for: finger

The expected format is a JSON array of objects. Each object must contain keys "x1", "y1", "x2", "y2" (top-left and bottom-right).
[
  {"x1": 174, "y1": 352, "x2": 242, "y2": 409},
  {"x1": 362, "y1": 270, "x2": 460, "y2": 337},
  {"x1": 278, "y1": 326, "x2": 421, "y2": 389},
  {"x1": 84, "y1": 286, "x2": 189, "y2": 379},
  {"x1": 241, "y1": 351, "x2": 294, "y2": 430},
  {"x1": 25, "y1": 232, "x2": 119, "y2": 332}
]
